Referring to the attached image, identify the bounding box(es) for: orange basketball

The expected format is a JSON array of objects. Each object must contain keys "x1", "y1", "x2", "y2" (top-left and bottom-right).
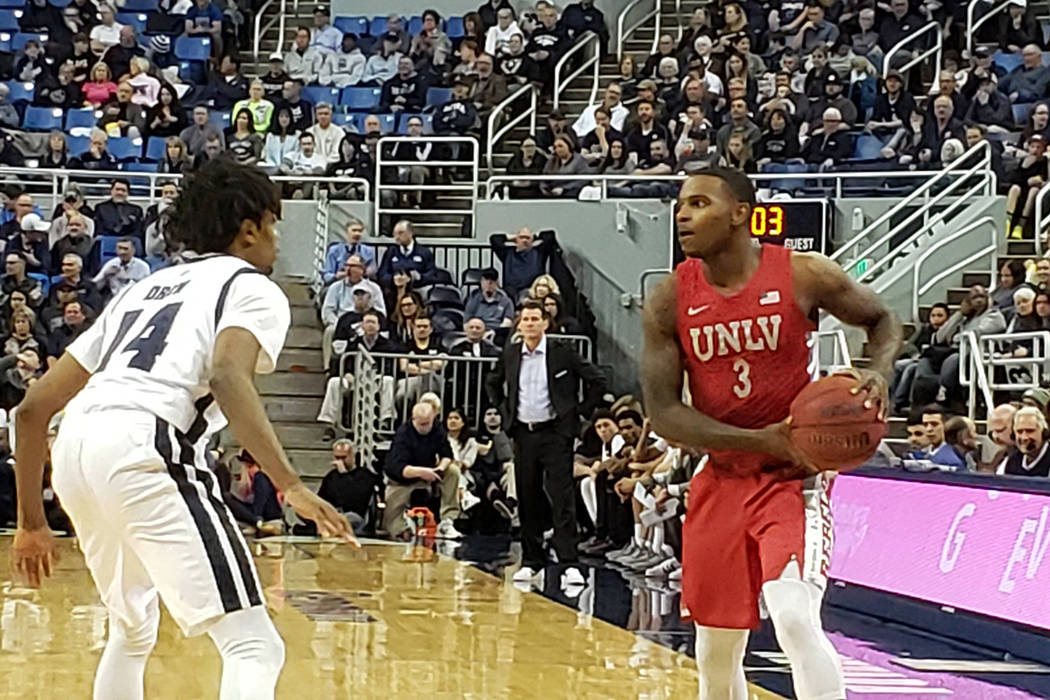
[{"x1": 789, "y1": 375, "x2": 886, "y2": 472}]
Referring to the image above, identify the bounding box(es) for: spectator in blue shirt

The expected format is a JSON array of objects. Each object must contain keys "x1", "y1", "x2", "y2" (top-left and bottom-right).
[
  {"x1": 185, "y1": 0, "x2": 223, "y2": 56},
  {"x1": 464, "y1": 267, "x2": 515, "y2": 330},
  {"x1": 230, "y1": 450, "x2": 284, "y2": 529},
  {"x1": 310, "y1": 5, "x2": 342, "y2": 54},
  {"x1": 936, "y1": 416, "x2": 978, "y2": 471},
  {"x1": 323, "y1": 218, "x2": 376, "y2": 284},
  {"x1": 376, "y1": 219, "x2": 440, "y2": 290},
  {"x1": 489, "y1": 227, "x2": 552, "y2": 299}
]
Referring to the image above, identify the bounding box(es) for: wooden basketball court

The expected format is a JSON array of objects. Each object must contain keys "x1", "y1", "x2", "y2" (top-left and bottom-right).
[{"x1": 0, "y1": 536, "x2": 786, "y2": 699}]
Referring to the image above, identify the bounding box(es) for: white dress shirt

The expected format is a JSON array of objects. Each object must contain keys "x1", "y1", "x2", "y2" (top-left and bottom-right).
[{"x1": 517, "y1": 335, "x2": 555, "y2": 423}]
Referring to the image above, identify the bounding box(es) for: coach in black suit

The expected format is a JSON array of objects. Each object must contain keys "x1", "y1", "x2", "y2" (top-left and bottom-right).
[{"x1": 485, "y1": 299, "x2": 607, "y2": 580}]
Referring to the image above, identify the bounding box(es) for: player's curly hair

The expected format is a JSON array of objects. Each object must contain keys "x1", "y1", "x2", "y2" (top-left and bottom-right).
[{"x1": 166, "y1": 158, "x2": 281, "y2": 255}]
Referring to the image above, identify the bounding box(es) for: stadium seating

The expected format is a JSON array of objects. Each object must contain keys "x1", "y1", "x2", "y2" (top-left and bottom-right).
[
  {"x1": 303, "y1": 86, "x2": 340, "y2": 106},
  {"x1": 144, "y1": 136, "x2": 167, "y2": 162},
  {"x1": 11, "y1": 31, "x2": 45, "y2": 51},
  {"x1": 116, "y1": 12, "x2": 149, "y2": 35},
  {"x1": 174, "y1": 36, "x2": 210, "y2": 62},
  {"x1": 425, "y1": 87, "x2": 452, "y2": 109},
  {"x1": 121, "y1": 0, "x2": 158, "y2": 11},
  {"x1": 108, "y1": 137, "x2": 143, "y2": 162},
  {"x1": 0, "y1": 10, "x2": 19, "y2": 32},
  {"x1": 6, "y1": 81, "x2": 32, "y2": 103},
  {"x1": 333, "y1": 16, "x2": 367, "y2": 36},
  {"x1": 340, "y1": 86, "x2": 381, "y2": 111},
  {"x1": 22, "y1": 106, "x2": 62, "y2": 131},
  {"x1": 65, "y1": 108, "x2": 98, "y2": 132}
]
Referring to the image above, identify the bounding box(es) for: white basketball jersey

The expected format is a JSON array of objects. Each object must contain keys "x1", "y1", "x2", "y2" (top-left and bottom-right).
[{"x1": 64, "y1": 254, "x2": 291, "y2": 441}]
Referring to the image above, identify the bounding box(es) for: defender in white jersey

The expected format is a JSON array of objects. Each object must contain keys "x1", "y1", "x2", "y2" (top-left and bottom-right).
[{"x1": 11, "y1": 160, "x2": 354, "y2": 700}]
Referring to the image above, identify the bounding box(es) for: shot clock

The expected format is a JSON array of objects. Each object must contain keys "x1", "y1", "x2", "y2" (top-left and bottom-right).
[{"x1": 749, "y1": 199, "x2": 829, "y2": 254}]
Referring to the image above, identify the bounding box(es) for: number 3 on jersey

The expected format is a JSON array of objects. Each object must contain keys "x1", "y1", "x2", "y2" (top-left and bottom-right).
[
  {"x1": 99, "y1": 302, "x2": 183, "y2": 371},
  {"x1": 732, "y1": 358, "x2": 752, "y2": 399}
]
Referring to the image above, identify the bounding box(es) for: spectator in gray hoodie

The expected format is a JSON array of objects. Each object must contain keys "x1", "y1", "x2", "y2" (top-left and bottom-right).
[{"x1": 320, "y1": 33, "x2": 366, "y2": 87}]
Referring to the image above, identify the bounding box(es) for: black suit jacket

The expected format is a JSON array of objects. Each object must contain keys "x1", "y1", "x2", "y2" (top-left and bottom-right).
[{"x1": 485, "y1": 335, "x2": 606, "y2": 437}]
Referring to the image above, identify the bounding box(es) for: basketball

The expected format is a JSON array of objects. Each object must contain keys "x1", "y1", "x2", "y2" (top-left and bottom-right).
[{"x1": 789, "y1": 375, "x2": 887, "y2": 472}]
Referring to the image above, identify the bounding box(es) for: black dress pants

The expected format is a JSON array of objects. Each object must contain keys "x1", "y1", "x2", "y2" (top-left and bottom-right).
[{"x1": 512, "y1": 423, "x2": 577, "y2": 569}]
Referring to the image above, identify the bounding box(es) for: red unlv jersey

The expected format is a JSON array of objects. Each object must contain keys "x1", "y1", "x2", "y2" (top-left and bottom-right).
[{"x1": 675, "y1": 244, "x2": 815, "y2": 471}]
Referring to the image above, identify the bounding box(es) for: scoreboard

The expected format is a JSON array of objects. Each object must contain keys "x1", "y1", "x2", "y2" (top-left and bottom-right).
[{"x1": 749, "y1": 199, "x2": 829, "y2": 254}]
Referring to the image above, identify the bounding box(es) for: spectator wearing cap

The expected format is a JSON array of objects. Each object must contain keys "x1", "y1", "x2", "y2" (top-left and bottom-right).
[
  {"x1": 965, "y1": 75, "x2": 1015, "y2": 133},
  {"x1": 801, "y1": 71, "x2": 857, "y2": 136},
  {"x1": 310, "y1": 5, "x2": 342, "y2": 54},
  {"x1": 380, "y1": 55, "x2": 427, "y2": 113},
  {"x1": 361, "y1": 32, "x2": 404, "y2": 86},
  {"x1": 95, "y1": 179, "x2": 144, "y2": 243},
  {"x1": 1001, "y1": 44, "x2": 1050, "y2": 104},
  {"x1": 472, "y1": 53, "x2": 509, "y2": 122},
  {"x1": 43, "y1": 281, "x2": 89, "y2": 334},
  {"x1": 1005, "y1": 134, "x2": 1048, "y2": 239},
  {"x1": 920, "y1": 95, "x2": 966, "y2": 166},
  {"x1": 48, "y1": 253, "x2": 101, "y2": 313},
  {"x1": 1022, "y1": 388, "x2": 1050, "y2": 420},
  {"x1": 326, "y1": 286, "x2": 388, "y2": 371},
  {"x1": 434, "y1": 78, "x2": 479, "y2": 135},
  {"x1": 147, "y1": 35, "x2": 175, "y2": 71},
  {"x1": 0, "y1": 193, "x2": 41, "y2": 243},
  {"x1": 790, "y1": 2, "x2": 839, "y2": 54},
  {"x1": 465, "y1": 268, "x2": 515, "y2": 331},
  {"x1": 93, "y1": 237, "x2": 149, "y2": 297},
  {"x1": 868, "y1": 70, "x2": 917, "y2": 136},
  {"x1": 286, "y1": 26, "x2": 325, "y2": 85},
  {"x1": 800, "y1": 107, "x2": 853, "y2": 168},
  {"x1": 6, "y1": 214, "x2": 50, "y2": 275},
  {"x1": 261, "y1": 53, "x2": 291, "y2": 98},
  {"x1": 320, "y1": 33, "x2": 365, "y2": 87}
]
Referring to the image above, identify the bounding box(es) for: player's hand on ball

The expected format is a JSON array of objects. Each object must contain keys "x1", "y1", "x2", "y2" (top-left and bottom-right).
[
  {"x1": 834, "y1": 368, "x2": 889, "y2": 421},
  {"x1": 757, "y1": 419, "x2": 820, "y2": 476},
  {"x1": 12, "y1": 526, "x2": 59, "y2": 588},
  {"x1": 284, "y1": 483, "x2": 360, "y2": 548}
]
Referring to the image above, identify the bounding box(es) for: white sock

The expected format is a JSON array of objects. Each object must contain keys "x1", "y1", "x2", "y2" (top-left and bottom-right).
[
  {"x1": 633, "y1": 523, "x2": 643, "y2": 545},
  {"x1": 694, "y1": 624, "x2": 750, "y2": 700},
  {"x1": 651, "y1": 526, "x2": 665, "y2": 553},
  {"x1": 93, "y1": 597, "x2": 159, "y2": 700},
  {"x1": 762, "y1": 567, "x2": 845, "y2": 700},
  {"x1": 579, "y1": 477, "x2": 598, "y2": 526},
  {"x1": 207, "y1": 607, "x2": 286, "y2": 700}
]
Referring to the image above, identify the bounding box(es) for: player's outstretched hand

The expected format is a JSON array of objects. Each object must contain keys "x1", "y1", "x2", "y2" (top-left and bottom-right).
[
  {"x1": 834, "y1": 368, "x2": 889, "y2": 421},
  {"x1": 756, "y1": 419, "x2": 821, "y2": 477},
  {"x1": 284, "y1": 483, "x2": 360, "y2": 548},
  {"x1": 12, "y1": 526, "x2": 59, "y2": 589}
]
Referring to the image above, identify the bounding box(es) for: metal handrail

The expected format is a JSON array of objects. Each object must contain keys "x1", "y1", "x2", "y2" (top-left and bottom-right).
[
  {"x1": 616, "y1": 0, "x2": 660, "y2": 62},
  {"x1": 829, "y1": 140, "x2": 992, "y2": 264},
  {"x1": 911, "y1": 216, "x2": 998, "y2": 321},
  {"x1": 967, "y1": 0, "x2": 1016, "y2": 57},
  {"x1": 1032, "y1": 179, "x2": 1050, "y2": 256},
  {"x1": 882, "y1": 21, "x2": 943, "y2": 82},
  {"x1": 959, "y1": 331, "x2": 997, "y2": 421},
  {"x1": 252, "y1": 0, "x2": 287, "y2": 62},
  {"x1": 311, "y1": 189, "x2": 329, "y2": 298},
  {"x1": 811, "y1": 329, "x2": 853, "y2": 378},
  {"x1": 486, "y1": 83, "x2": 537, "y2": 171},
  {"x1": 554, "y1": 30, "x2": 601, "y2": 112}
]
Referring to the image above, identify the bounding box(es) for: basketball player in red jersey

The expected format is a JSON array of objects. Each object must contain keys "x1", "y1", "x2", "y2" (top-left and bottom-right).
[{"x1": 642, "y1": 169, "x2": 901, "y2": 699}]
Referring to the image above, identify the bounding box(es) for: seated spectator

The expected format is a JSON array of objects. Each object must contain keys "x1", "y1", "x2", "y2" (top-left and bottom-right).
[
  {"x1": 95, "y1": 179, "x2": 144, "y2": 241},
  {"x1": 328, "y1": 285, "x2": 387, "y2": 358},
  {"x1": 39, "y1": 132, "x2": 71, "y2": 170},
  {"x1": 156, "y1": 135, "x2": 190, "y2": 174},
  {"x1": 323, "y1": 219, "x2": 375, "y2": 284},
  {"x1": 800, "y1": 107, "x2": 853, "y2": 168},
  {"x1": 624, "y1": 99, "x2": 672, "y2": 164},
  {"x1": 867, "y1": 69, "x2": 915, "y2": 136},
  {"x1": 472, "y1": 53, "x2": 508, "y2": 123},
  {"x1": 261, "y1": 53, "x2": 291, "y2": 97},
  {"x1": 996, "y1": 407, "x2": 1050, "y2": 476},
  {"x1": 616, "y1": 55, "x2": 639, "y2": 102},
  {"x1": 126, "y1": 57, "x2": 160, "y2": 108},
  {"x1": 562, "y1": 0, "x2": 608, "y2": 51},
  {"x1": 103, "y1": 26, "x2": 144, "y2": 81},
  {"x1": 717, "y1": 130, "x2": 756, "y2": 173},
  {"x1": 180, "y1": 105, "x2": 225, "y2": 156},
  {"x1": 714, "y1": 97, "x2": 757, "y2": 158},
  {"x1": 320, "y1": 33, "x2": 365, "y2": 88},
  {"x1": 50, "y1": 213, "x2": 95, "y2": 270},
  {"x1": 0, "y1": 86, "x2": 18, "y2": 131},
  {"x1": 411, "y1": 9, "x2": 452, "y2": 75},
  {"x1": 503, "y1": 136, "x2": 546, "y2": 198},
  {"x1": 542, "y1": 292, "x2": 582, "y2": 335},
  {"x1": 938, "y1": 416, "x2": 978, "y2": 471},
  {"x1": 964, "y1": 77, "x2": 1013, "y2": 134},
  {"x1": 802, "y1": 44, "x2": 834, "y2": 101},
  {"x1": 49, "y1": 253, "x2": 100, "y2": 311},
  {"x1": 673, "y1": 129, "x2": 715, "y2": 172},
  {"x1": 892, "y1": 302, "x2": 949, "y2": 413},
  {"x1": 377, "y1": 220, "x2": 440, "y2": 291},
  {"x1": 388, "y1": 289, "x2": 423, "y2": 345},
  {"x1": 497, "y1": 32, "x2": 541, "y2": 87},
  {"x1": 485, "y1": 7, "x2": 521, "y2": 57},
  {"x1": 381, "y1": 55, "x2": 427, "y2": 114},
  {"x1": 286, "y1": 26, "x2": 324, "y2": 85},
  {"x1": 83, "y1": 61, "x2": 118, "y2": 107},
  {"x1": 1001, "y1": 44, "x2": 1050, "y2": 104},
  {"x1": 1006, "y1": 135, "x2": 1048, "y2": 239},
  {"x1": 309, "y1": 5, "x2": 342, "y2": 55},
  {"x1": 579, "y1": 108, "x2": 622, "y2": 164},
  {"x1": 47, "y1": 299, "x2": 91, "y2": 364},
  {"x1": 478, "y1": 0, "x2": 513, "y2": 30},
  {"x1": 98, "y1": 81, "x2": 146, "y2": 138},
  {"x1": 321, "y1": 254, "x2": 383, "y2": 361},
  {"x1": 230, "y1": 450, "x2": 283, "y2": 530},
  {"x1": 15, "y1": 39, "x2": 48, "y2": 84},
  {"x1": 384, "y1": 13, "x2": 411, "y2": 54},
  {"x1": 276, "y1": 79, "x2": 313, "y2": 132},
  {"x1": 225, "y1": 108, "x2": 263, "y2": 165},
  {"x1": 881, "y1": 108, "x2": 925, "y2": 164},
  {"x1": 89, "y1": 4, "x2": 122, "y2": 56},
  {"x1": 69, "y1": 33, "x2": 94, "y2": 85},
  {"x1": 1001, "y1": 3, "x2": 1043, "y2": 54},
  {"x1": 719, "y1": 52, "x2": 756, "y2": 107},
  {"x1": 383, "y1": 401, "x2": 462, "y2": 539},
  {"x1": 790, "y1": 2, "x2": 838, "y2": 54},
  {"x1": 574, "y1": 83, "x2": 629, "y2": 139},
  {"x1": 306, "y1": 102, "x2": 345, "y2": 164},
  {"x1": 540, "y1": 136, "x2": 590, "y2": 198},
  {"x1": 611, "y1": 138, "x2": 675, "y2": 196},
  {"x1": 451, "y1": 316, "x2": 500, "y2": 357},
  {"x1": 263, "y1": 106, "x2": 300, "y2": 169},
  {"x1": 42, "y1": 282, "x2": 85, "y2": 334},
  {"x1": 524, "y1": 273, "x2": 559, "y2": 304},
  {"x1": 642, "y1": 33, "x2": 678, "y2": 80},
  {"x1": 801, "y1": 72, "x2": 857, "y2": 136},
  {"x1": 8, "y1": 214, "x2": 51, "y2": 275},
  {"x1": 489, "y1": 228, "x2": 550, "y2": 300},
  {"x1": 185, "y1": 0, "x2": 223, "y2": 55},
  {"x1": 1035, "y1": 258, "x2": 1050, "y2": 294},
  {"x1": 316, "y1": 440, "x2": 378, "y2": 533},
  {"x1": 206, "y1": 54, "x2": 249, "y2": 111},
  {"x1": 21, "y1": 0, "x2": 65, "y2": 36},
  {"x1": 232, "y1": 79, "x2": 275, "y2": 133},
  {"x1": 396, "y1": 317, "x2": 447, "y2": 409},
  {"x1": 93, "y1": 237, "x2": 149, "y2": 298},
  {"x1": 4, "y1": 306, "x2": 43, "y2": 355},
  {"x1": 452, "y1": 38, "x2": 481, "y2": 82},
  {"x1": 144, "y1": 84, "x2": 188, "y2": 140},
  {"x1": 0, "y1": 349, "x2": 41, "y2": 410},
  {"x1": 362, "y1": 33, "x2": 403, "y2": 86},
  {"x1": 279, "y1": 132, "x2": 327, "y2": 194},
  {"x1": 465, "y1": 268, "x2": 514, "y2": 331},
  {"x1": 755, "y1": 109, "x2": 799, "y2": 166},
  {"x1": 1037, "y1": 291, "x2": 1050, "y2": 329}
]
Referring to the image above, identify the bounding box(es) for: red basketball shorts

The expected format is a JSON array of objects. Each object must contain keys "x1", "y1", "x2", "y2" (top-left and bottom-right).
[{"x1": 680, "y1": 458, "x2": 833, "y2": 630}]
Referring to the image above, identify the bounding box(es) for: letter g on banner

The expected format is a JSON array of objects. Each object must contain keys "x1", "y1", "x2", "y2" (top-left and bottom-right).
[{"x1": 940, "y1": 503, "x2": 976, "y2": 573}]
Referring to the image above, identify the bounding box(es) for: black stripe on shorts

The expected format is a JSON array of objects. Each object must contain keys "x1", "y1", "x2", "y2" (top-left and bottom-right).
[
  {"x1": 175, "y1": 431, "x2": 262, "y2": 607},
  {"x1": 155, "y1": 417, "x2": 242, "y2": 614}
]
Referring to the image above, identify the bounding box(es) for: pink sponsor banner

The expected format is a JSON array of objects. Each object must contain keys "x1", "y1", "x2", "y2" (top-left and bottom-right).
[{"x1": 830, "y1": 474, "x2": 1050, "y2": 630}]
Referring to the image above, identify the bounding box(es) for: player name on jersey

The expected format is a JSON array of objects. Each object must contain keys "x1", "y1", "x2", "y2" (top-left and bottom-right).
[{"x1": 686, "y1": 314, "x2": 782, "y2": 363}]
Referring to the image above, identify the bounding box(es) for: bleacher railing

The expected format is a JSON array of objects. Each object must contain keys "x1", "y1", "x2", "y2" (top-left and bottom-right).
[
  {"x1": 967, "y1": 0, "x2": 1016, "y2": 57},
  {"x1": 554, "y1": 30, "x2": 601, "y2": 112},
  {"x1": 882, "y1": 21, "x2": 943, "y2": 85},
  {"x1": 911, "y1": 216, "x2": 999, "y2": 323},
  {"x1": 960, "y1": 329, "x2": 1050, "y2": 419},
  {"x1": 373, "y1": 135, "x2": 478, "y2": 237},
  {"x1": 486, "y1": 83, "x2": 537, "y2": 172},
  {"x1": 252, "y1": 0, "x2": 287, "y2": 62},
  {"x1": 811, "y1": 329, "x2": 853, "y2": 378},
  {"x1": 616, "y1": 0, "x2": 660, "y2": 62},
  {"x1": 959, "y1": 331, "x2": 997, "y2": 421}
]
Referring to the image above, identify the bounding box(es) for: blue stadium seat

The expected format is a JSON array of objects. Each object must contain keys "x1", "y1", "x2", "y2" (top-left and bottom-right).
[
  {"x1": 994, "y1": 50, "x2": 1024, "y2": 74},
  {"x1": 108, "y1": 136, "x2": 143, "y2": 161},
  {"x1": 144, "y1": 135, "x2": 167, "y2": 161},
  {"x1": 0, "y1": 33, "x2": 11, "y2": 53},
  {"x1": 178, "y1": 60, "x2": 205, "y2": 84},
  {"x1": 407, "y1": 16, "x2": 423, "y2": 35},
  {"x1": 445, "y1": 16, "x2": 464, "y2": 38},
  {"x1": 1014, "y1": 102, "x2": 1031, "y2": 126},
  {"x1": 356, "y1": 35, "x2": 375, "y2": 54},
  {"x1": 174, "y1": 36, "x2": 210, "y2": 61},
  {"x1": 208, "y1": 110, "x2": 230, "y2": 130},
  {"x1": 0, "y1": 10, "x2": 19, "y2": 32},
  {"x1": 22, "y1": 105, "x2": 62, "y2": 131},
  {"x1": 0, "y1": 0, "x2": 24, "y2": 8},
  {"x1": 340, "y1": 86, "x2": 381, "y2": 111},
  {"x1": 11, "y1": 31, "x2": 45, "y2": 51},
  {"x1": 425, "y1": 87, "x2": 451, "y2": 108},
  {"x1": 49, "y1": 0, "x2": 70, "y2": 6},
  {"x1": 66, "y1": 135, "x2": 88, "y2": 156},
  {"x1": 27, "y1": 272, "x2": 48, "y2": 296},
  {"x1": 121, "y1": 0, "x2": 158, "y2": 10},
  {"x1": 377, "y1": 113, "x2": 395, "y2": 133},
  {"x1": 65, "y1": 107, "x2": 97, "y2": 131},
  {"x1": 852, "y1": 133, "x2": 884, "y2": 160},
  {"x1": 303, "y1": 85, "x2": 339, "y2": 105},
  {"x1": 396, "y1": 113, "x2": 431, "y2": 134},
  {"x1": 99, "y1": 235, "x2": 120, "y2": 263},
  {"x1": 116, "y1": 12, "x2": 148, "y2": 35},
  {"x1": 6, "y1": 81, "x2": 33, "y2": 102},
  {"x1": 368, "y1": 15, "x2": 388, "y2": 36},
  {"x1": 334, "y1": 16, "x2": 367, "y2": 35},
  {"x1": 331, "y1": 111, "x2": 356, "y2": 129}
]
